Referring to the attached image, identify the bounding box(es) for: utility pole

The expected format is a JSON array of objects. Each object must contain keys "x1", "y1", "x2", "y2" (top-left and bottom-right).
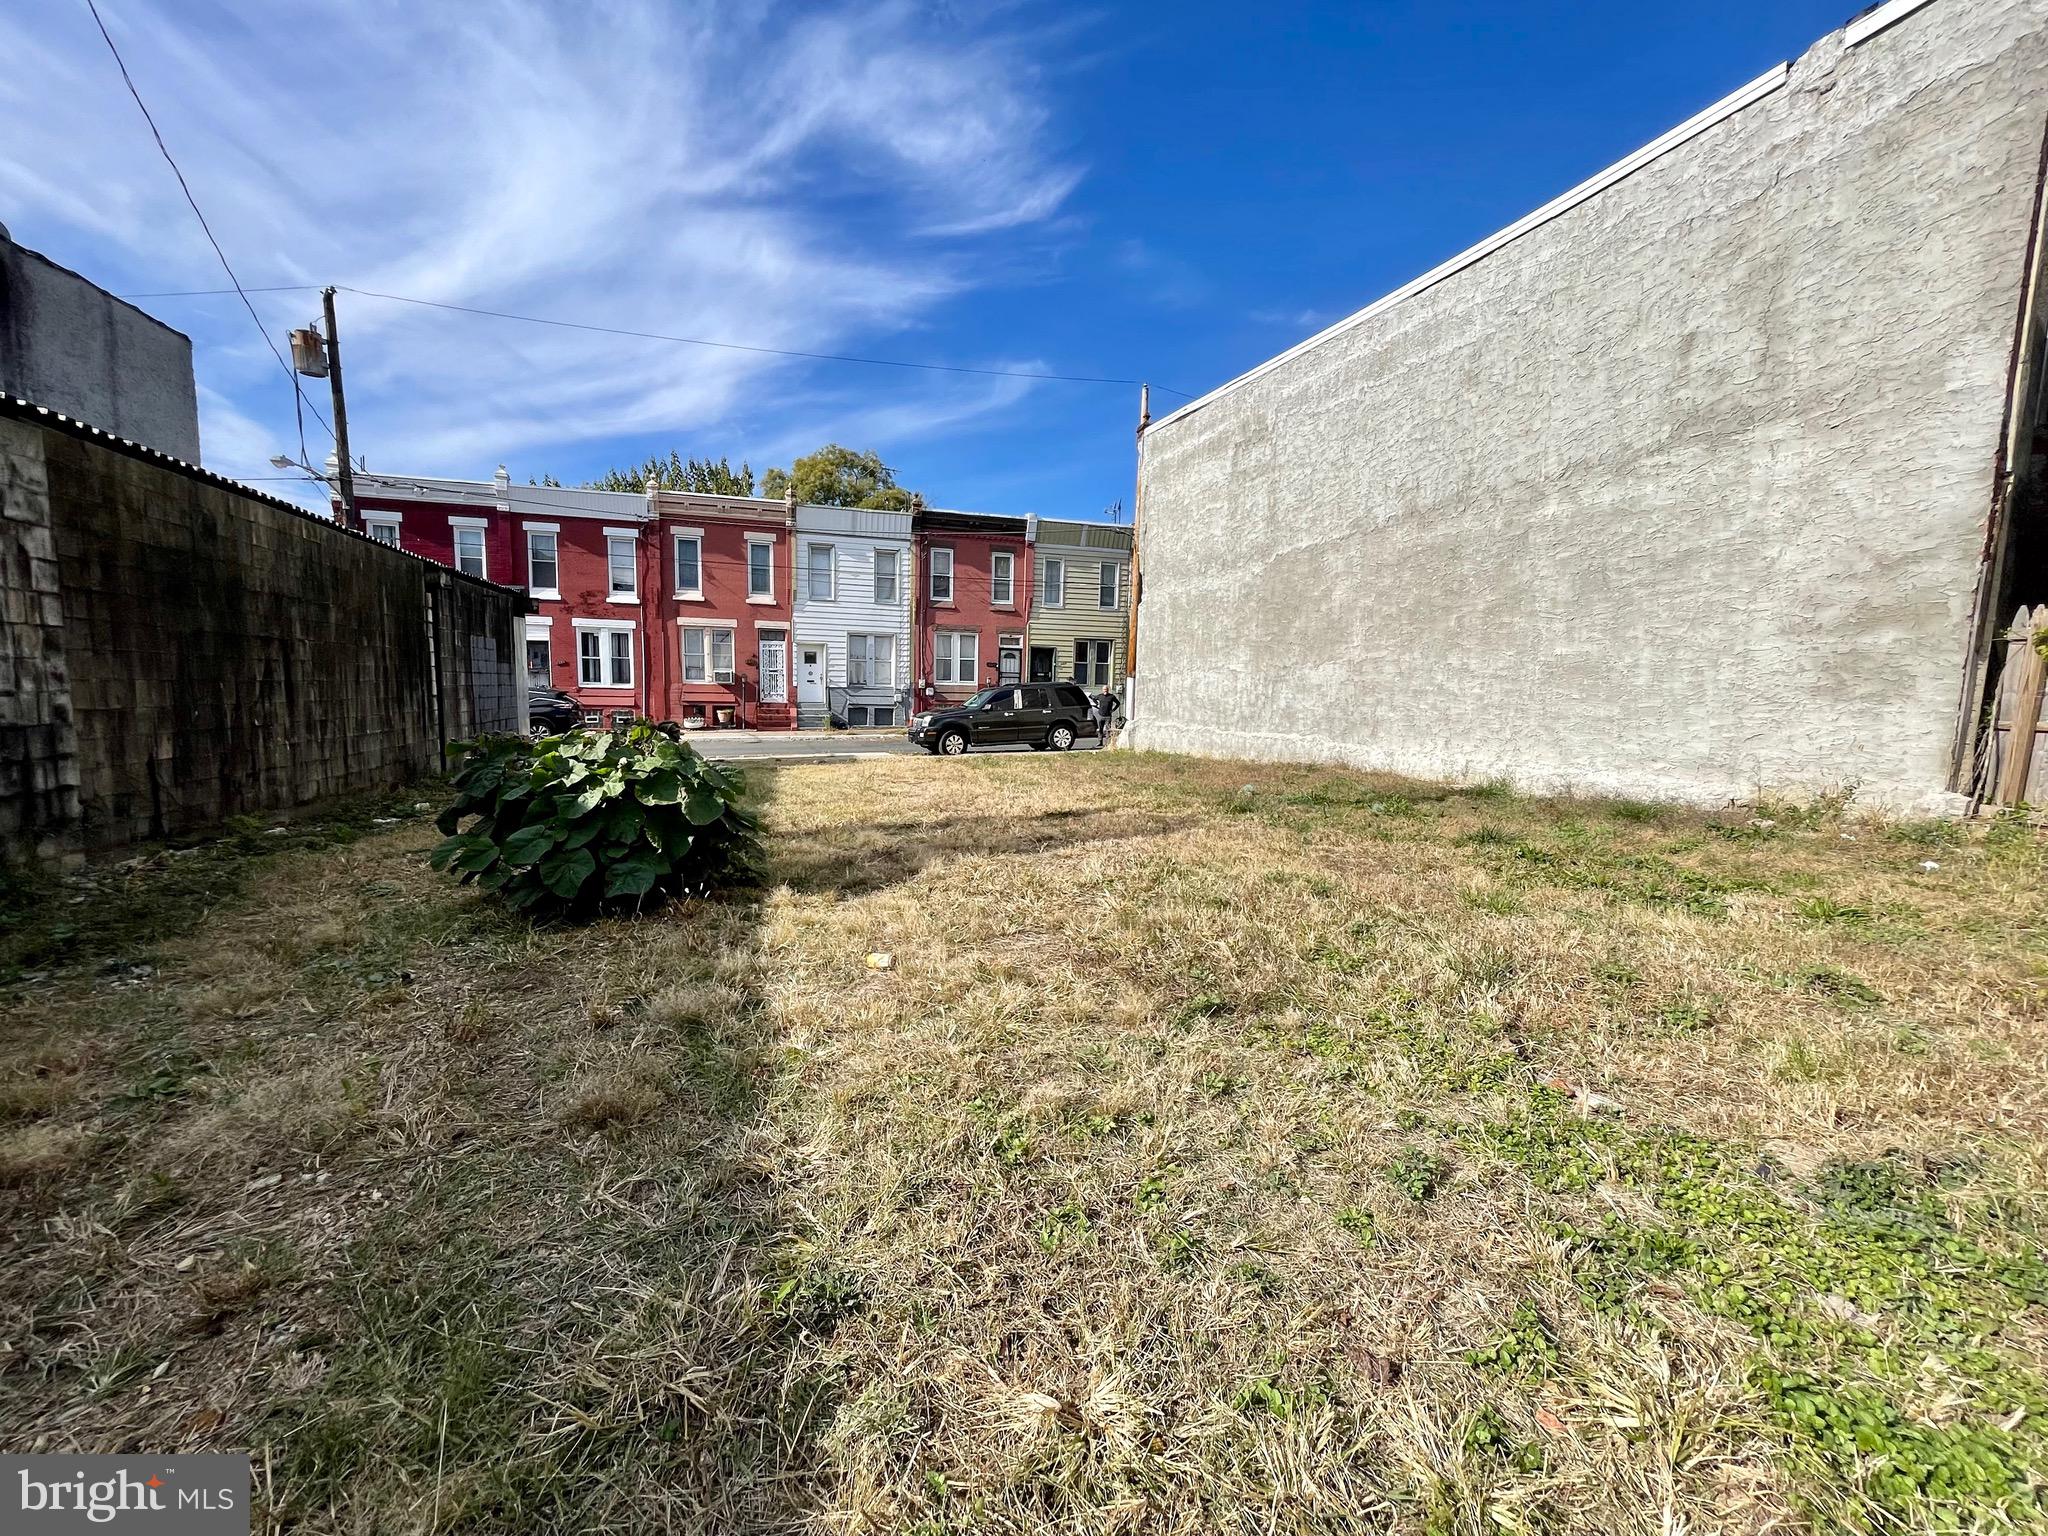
[
  {"x1": 322, "y1": 286, "x2": 358, "y2": 530},
  {"x1": 1124, "y1": 383, "x2": 1149, "y2": 716}
]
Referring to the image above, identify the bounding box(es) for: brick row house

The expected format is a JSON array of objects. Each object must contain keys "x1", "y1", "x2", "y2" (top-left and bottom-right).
[
  {"x1": 913, "y1": 508, "x2": 1032, "y2": 710},
  {"x1": 346, "y1": 470, "x2": 1130, "y2": 729}
]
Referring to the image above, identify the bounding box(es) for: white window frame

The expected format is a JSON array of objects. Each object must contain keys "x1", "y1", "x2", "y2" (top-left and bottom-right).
[
  {"x1": 806, "y1": 542, "x2": 836, "y2": 603},
  {"x1": 450, "y1": 516, "x2": 489, "y2": 579},
  {"x1": 524, "y1": 616, "x2": 552, "y2": 685},
  {"x1": 1041, "y1": 555, "x2": 1064, "y2": 608},
  {"x1": 524, "y1": 522, "x2": 560, "y2": 598},
  {"x1": 573, "y1": 618, "x2": 636, "y2": 689},
  {"x1": 672, "y1": 529, "x2": 704, "y2": 599},
  {"x1": 873, "y1": 549, "x2": 899, "y2": 605},
  {"x1": 1075, "y1": 639, "x2": 1112, "y2": 687},
  {"x1": 990, "y1": 549, "x2": 1014, "y2": 607},
  {"x1": 929, "y1": 546, "x2": 954, "y2": 604},
  {"x1": 934, "y1": 629, "x2": 979, "y2": 686},
  {"x1": 847, "y1": 632, "x2": 894, "y2": 688},
  {"x1": 604, "y1": 528, "x2": 639, "y2": 604},
  {"x1": 364, "y1": 512, "x2": 402, "y2": 546},
  {"x1": 679, "y1": 621, "x2": 737, "y2": 684},
  {"x1": 746, "y1": 535, "x2": 776, "y2": 603},
  {"x1": 1098, "y1": 560, "x2": 1120, "y2": 610}
]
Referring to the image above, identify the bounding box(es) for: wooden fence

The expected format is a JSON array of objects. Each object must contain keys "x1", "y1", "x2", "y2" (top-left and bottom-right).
[{"x1": 1985, "y1": 604, "x2": 2048, "y2": 809}]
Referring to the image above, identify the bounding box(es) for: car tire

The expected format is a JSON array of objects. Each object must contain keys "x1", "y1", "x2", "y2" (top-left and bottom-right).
[
  {"x1": 938, "y1": 729, "x2": 969, "y2": 756},
  {"x1": 1048, "y1": 723, "x2": 1075, "y2": 752}
]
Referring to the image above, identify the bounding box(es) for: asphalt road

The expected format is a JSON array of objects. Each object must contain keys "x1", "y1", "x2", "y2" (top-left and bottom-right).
[{"x1": 694, "y1": 734, "x2": 1112, "y2": 762}]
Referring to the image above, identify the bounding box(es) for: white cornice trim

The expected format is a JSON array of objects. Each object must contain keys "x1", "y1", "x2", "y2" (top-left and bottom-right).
[{"x1": 1845, "y1": 0, "x2": 1938, "y2": 47}]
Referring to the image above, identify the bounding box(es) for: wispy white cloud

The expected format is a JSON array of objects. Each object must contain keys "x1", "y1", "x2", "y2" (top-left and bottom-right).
[{"x1": 0, "y1": 0, "x2": 1082, "y2": 485}]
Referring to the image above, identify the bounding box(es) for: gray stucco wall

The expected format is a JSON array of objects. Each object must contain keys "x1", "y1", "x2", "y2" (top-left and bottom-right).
[
  {"x1": 0, "y1": 229, "x2": 201, "y2": 463},
  {"x1": 1126, "y1": 0, "x2": 2048, "y2": 811}
]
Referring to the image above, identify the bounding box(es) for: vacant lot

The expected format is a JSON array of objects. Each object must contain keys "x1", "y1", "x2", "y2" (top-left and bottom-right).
[{"x1": 2, "y1": 754, "x2": 2044, "y2": 1534}]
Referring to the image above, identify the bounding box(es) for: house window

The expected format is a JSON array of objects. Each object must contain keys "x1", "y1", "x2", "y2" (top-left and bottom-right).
[
  {"x1": 807, "y1": 543, "x2": 835, "y2": 602},
  {"x1": 681, "y1": 626, "x2": 735, "y2": 683},
  {"x1": 673, "y1": 534, "x2": 702, "y2": 596},
  {"x1": 929, "y1": 547, "x2": 954, "y2": 603},
  {"x1": 748, "y1": 539, "x2": 774, "y2": 599},
  {"x1": 525, "y1": 638, "x2": 550, "y2": 683},
  {"x1": 873, "y1": 549, "x2": 898, "y2": 604},
  {"x1": 847, "y1": 633, "x2": 894, "y2": 687},
  {"x1": 1098, "y1": 561, "x2": 1120, "y2": 609},
  {"x1": 577, "y1": 623, "x2": 634, "y2": 687},
  {"x1": 453, "y1": 526, "x2": 487, "y2": 578},
  {"x1": 1074, "y1": 639, "x2": 1112, "y2": 687},
  {"x1": 1041, "y1": 556, "x2": 1064, "y2": 608},
  {"x1": 934, "y1": 630, "x2": 979, "y2": 685},
  {"x1": 527, "y1": 530, "x2": 559, "y2": 595},
  {"x1": 607, "y1": 534, "x2": 637, "y2": 600},
  {"x1": 991, "y1": 550, "x2": 1014, "y2": 606},
  {"x1": 366, "y1": 517, "x2": 400, "y2": 546}
]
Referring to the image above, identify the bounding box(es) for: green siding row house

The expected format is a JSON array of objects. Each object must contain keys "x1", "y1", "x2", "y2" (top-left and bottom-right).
[{"x1": 1025, "y1": 518, "x2": 1131, "y2": 689}]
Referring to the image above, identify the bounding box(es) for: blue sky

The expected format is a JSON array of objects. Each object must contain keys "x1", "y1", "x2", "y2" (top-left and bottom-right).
[{"x1": 2, "y1": 0, "x2": 1853, "y2": 515}]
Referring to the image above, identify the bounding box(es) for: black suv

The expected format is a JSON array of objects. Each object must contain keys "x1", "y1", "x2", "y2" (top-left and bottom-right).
[
  {"x1": 909, "y1": 684, "x2": 1097, "y2": 755},
  {"x1": 527, "y1": 687, "x2": 583, "y2": 735}
]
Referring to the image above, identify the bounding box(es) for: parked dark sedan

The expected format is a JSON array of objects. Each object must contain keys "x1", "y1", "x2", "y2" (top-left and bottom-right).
[
  {"x1": 909, "y1": 683, "x2": 1097, "y2": 755},
  {"x1": 527, "y1": 687, "x2": 583, "y2": 735}
]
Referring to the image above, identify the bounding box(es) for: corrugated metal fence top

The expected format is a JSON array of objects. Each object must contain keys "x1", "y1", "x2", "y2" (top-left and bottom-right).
[
  {"x1": 0, "y1": 392, "x2": 525, "y2": 599},
  {"x1": 1036, "y1": 519, "x2": 1132, "y2": 552}
]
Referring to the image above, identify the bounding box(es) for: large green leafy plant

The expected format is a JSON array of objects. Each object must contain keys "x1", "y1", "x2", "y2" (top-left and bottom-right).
[{"x1": 430, "y1": 724, "x2": 760, "y2": 913}]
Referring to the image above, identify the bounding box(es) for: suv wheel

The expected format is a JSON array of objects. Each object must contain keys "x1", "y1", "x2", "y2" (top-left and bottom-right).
[
  {"x1": 1048, "y1": 723, "x2": 1075, "y2": 751},
  {"x1": 938, "y1": 728, "x2": 969, "y2": 756}
]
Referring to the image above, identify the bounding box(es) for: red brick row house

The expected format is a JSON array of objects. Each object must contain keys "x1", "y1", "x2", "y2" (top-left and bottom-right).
[
  {"x1": 346, "y1": 468, "x2": 1082, "y2": 730},
  {"x1": 912, "y1": 508, "x2": 1032, "y2": 710}
]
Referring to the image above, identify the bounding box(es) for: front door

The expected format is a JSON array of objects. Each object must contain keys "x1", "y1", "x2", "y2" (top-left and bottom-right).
[
  {"x1": 797, "y1": 645, "x2": 825, "y2": 710},
  {"x1": 760, "y1": 634, "x2": 787, "y2": 705},
  {"x1": 999, "y1": 642, "x2": 1022, "y2": 684},
  {"x1": 1028, "y1": 646, "x2": 1055, "y2": 683}
]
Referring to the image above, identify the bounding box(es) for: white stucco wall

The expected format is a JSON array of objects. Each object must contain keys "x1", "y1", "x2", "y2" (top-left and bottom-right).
[{"x1": 1125, "y1": 0, "x2": 2048, "y2": 811}]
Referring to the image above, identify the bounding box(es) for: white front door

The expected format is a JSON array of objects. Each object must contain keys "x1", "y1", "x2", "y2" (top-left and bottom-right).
[
  {"x1": 760, "y1": 635, "x2": 787, "y2": 703},
  {"x1": 797, "y1": 645, "x2": 826, "y2": 707}
]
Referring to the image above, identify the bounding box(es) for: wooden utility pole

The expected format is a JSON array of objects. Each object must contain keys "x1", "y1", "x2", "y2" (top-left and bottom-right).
[
  {"x1": 321, "y1": 286, "x2": 358, "y2": 530},
  {"x1": 1124, "y1": 383, "x2": 1149, "y2": 702}
]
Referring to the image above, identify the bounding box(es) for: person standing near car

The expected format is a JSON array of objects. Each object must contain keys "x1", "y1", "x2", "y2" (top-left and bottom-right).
[{"x1": 1090, "y1": 685, "x2": 1121, "y2": 746}]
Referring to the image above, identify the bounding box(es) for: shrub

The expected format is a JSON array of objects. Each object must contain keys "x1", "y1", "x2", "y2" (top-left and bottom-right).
[{"x1": 430, "y1": 724, "x2": 760, "y2": 914}]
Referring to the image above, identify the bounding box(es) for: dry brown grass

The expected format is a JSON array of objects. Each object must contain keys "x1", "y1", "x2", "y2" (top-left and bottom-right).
[{"x1": 1, "y1": 752, "x2": 2043, "y2": 1534}]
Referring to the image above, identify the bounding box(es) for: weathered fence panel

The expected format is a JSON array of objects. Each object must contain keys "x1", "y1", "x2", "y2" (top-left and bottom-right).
[
  {"x1": 1988, "y1": 604, "x2": 2048, "y2": 808},
  {"x1": 0, "y1": 395, "x2": 527, "y2": 863}
]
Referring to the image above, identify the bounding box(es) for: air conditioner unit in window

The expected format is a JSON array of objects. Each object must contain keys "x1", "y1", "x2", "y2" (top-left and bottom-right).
[{"x1": 712, "y1": 668, "x2": 736, "y2": 684}]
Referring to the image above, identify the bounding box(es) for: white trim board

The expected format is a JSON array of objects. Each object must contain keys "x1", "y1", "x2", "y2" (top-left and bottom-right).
[
  {"x1": 1143, "y1": 60, "x2": 1793, "y2": 439},
  {"x1": 1846, "y1": 0, "x2": 1938, "y2": 47}
]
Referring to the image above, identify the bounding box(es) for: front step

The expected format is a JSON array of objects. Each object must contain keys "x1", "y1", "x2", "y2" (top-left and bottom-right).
[{"x1": 795, "y1": 706, "x2": 831, "y2": 730}]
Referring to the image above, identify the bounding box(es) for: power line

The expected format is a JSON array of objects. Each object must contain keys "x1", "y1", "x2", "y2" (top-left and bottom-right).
[
  {"x1": 82, "y1": 0, "x2": 334, "y2": 443},
  {"x1": 114, "y1": 280, "x2": 1196, "y2": 398}
]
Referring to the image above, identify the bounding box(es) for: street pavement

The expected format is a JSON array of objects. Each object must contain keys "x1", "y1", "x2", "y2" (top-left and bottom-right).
[{"x1": 691, "y1": 730, "x2": 1112, "y2": 762}]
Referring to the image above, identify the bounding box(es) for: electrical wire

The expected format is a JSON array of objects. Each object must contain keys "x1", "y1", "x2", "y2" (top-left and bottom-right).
[
  {"x1": 114, "y1": 282, "x2": 1196, "y2": 398},
  {"x1": 82, "y1": 0, "x2": 335, "y2": 443}
]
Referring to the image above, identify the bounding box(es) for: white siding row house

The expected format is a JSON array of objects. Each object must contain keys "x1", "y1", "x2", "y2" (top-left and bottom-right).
[{"x1": 791, "y1": 504, "x2": 914, "y2": 728}]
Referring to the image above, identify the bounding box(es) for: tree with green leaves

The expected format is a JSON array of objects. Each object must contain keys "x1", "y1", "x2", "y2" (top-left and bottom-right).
[
  {"x1": 760, "y1": 445, "x2": 918, "y2": 510},
  {"x1": 578, "y1": 451, "x2": 757, "y2": 495}
]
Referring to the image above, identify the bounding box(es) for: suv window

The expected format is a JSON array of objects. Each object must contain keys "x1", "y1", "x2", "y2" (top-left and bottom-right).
[
  {"x1": 1054, "y1": 685, "x2": 1090, "y2": 710},
  {"x1": 1021, "y1": 687, "x2": 1052, "y2": 710}
]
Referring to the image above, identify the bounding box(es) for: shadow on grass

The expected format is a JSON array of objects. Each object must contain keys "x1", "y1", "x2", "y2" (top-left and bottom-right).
[
  {"x1": 772, "y1": 805, "x2": 1194, "y2": 898},
  {"x1": 0, "y1": 766, "x2": 847, "y2": 1534}
]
